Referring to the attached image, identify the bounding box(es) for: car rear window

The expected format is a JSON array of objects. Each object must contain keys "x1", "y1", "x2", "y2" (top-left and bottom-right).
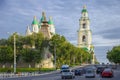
[{"x1": 62, "y1": 69, "x2": 70, "y2": 72}]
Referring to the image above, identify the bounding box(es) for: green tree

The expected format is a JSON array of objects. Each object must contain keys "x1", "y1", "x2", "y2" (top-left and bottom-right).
[
  {"x1": 0, "y1": 46, "x2": 13, "y2": 64},
  {"x1": 107, "y1": 46, "x2": 120, "y2": 64}
]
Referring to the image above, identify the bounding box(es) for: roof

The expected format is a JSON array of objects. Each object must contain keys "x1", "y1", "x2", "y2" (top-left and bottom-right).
[
  {"x1": 82, "y1": 9, "x2": 87, "y2": 13},
  {"x1": 48, "y1": 17, "x2": 54, "y2": 25},
  {"x1": 83, "y1": 47, "x2": 88, "y2": 51},
  {"x1": 32, "y1": 16, "x2": 38, "y2": 25},
  {"x1": 82, "y1": 5, "x2": 87, "y2": 13}
]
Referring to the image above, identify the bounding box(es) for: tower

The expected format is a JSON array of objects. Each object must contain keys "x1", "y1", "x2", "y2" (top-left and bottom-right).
[
  {"x1": 39, "y1": 12, "x2": 52, "y2": 39},
  {"x1": 32, "y1": 16, "x2": 39, "y2": 33},
  {"x1": 77, "y1": 5, "x2": 92, "y2": 51},
  {"x1": 48, "y1": 17, "x2": 55, "y2": 35},
  {"x1": 26, "y1": 26, "x2": 32, "y2": 36}
]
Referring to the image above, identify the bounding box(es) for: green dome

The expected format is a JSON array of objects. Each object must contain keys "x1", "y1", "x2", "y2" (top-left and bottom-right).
[
  {"x1": 32, "y1": 20, "x2": 38, "y2": 25},
  {"x1": 82, "y1": 9, "x2": 87, "y2": 13},
  {"x1": 48, "y1": 17, "x2": 54, "y2": 25},
  {"x1": 32, "y1": 16, "x2": 38, "y2": 25},
  {"x1": 48, "y1": 20, "x2": 53, "y2": 25},
  {"x1": 82, "y1": 47, "x2": 88, "y2": 51}
]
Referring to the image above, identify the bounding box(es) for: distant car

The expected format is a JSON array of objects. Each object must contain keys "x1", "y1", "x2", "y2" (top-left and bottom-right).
[
  {"x1": 61, "y1": 69, "x2": 75, "y2": 79},
  {"x1": 74, "y1": 69, "x2": 83, "y2": 76},
  {"x1": 101, "y1": 68, "x2": 114, "y2": 78},
  {"x1": 96, "y1": 66, "x2": 105, "y2": 74},
  {"x1": 85, "y1": 69, "x2": 95, "y2": 78},
  {"x1": 108, "y1": 64, "x2": 117, "y2": 69},
  {"x1": 60, "y1": 64, "x2": 69, "y2": 73}
]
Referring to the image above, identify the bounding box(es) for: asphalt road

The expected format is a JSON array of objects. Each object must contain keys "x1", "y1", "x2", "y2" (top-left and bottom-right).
[{"x1": 2, "y1": 65, "x2": 120, "y2": 80}]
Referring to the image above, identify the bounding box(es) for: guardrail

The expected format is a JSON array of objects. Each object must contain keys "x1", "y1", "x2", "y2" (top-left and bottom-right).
[{"x1": 0, "y1": 72, "x2": 41, "y2": 79}]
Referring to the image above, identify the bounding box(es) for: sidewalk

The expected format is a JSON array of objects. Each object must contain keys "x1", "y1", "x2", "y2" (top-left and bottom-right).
[{"x1": 0, "y1": 70, "x2": 60, "y2": 79}]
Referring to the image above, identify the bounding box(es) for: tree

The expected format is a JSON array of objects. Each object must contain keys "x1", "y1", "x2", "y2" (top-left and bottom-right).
[
  {"x1": 107, "y1": 46, "x2": 120, "y2": 64},
  {"x1": 0, "y1": 46, "x2": 13, "y2": 64}
]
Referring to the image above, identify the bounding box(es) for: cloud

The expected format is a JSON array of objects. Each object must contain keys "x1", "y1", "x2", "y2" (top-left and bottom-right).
[{"x1": 93, "y1": 35, "x2": 120, "y2": 47}]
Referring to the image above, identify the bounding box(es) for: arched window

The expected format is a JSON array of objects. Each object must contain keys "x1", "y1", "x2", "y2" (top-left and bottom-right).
[
  {"x1": 83, "y1": 23, "x2": 86, "y2": 28},
  {"x1": 82, "y1": 35, "x2": 86, "y2": 42}
]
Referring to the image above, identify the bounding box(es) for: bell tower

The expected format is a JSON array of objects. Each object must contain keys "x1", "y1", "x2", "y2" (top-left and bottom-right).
[{"x1": 77, "y1": 5, "x2": 92, "y2": 51}]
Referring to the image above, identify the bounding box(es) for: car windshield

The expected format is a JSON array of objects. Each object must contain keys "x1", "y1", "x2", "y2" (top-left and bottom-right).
[
  {"x1": 62, "y1": 70, "x2": 70, "y2": 72},
  {"x1": 86, "y1": 70, "x2": 93, "y2": 73}
]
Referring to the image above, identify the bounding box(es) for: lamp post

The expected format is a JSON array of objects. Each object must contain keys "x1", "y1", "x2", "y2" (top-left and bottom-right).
[
  {"x1": 7, "y1": 32, "x2": 17, "y2": 73},
  {"x1": 54, "y1": 44, "x2": 56, "y2": 70},
  {"x1": 13, "y1": 34, "x2": 16, "y2": 73}
]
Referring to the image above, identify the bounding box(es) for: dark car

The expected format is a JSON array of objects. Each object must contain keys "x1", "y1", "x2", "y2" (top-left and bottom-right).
[
  {"x1": 74, "y1": 69, "x2": 83, "y2": 76},
  {"x1": 96, "y1": 66, "x2": 105, "y2": 74}
]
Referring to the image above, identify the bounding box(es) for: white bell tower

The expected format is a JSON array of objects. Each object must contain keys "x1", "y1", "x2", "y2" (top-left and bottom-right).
[{"x1": 77, "y1": 5, "x2": 92, "y2": 51}]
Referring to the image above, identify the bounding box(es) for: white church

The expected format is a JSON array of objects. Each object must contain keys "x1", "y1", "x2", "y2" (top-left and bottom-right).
[{"x1": 77, "y1": 5, "x2": 95, "y2": 64}]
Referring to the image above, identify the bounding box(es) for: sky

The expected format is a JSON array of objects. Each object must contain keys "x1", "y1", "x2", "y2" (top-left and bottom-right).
[{"x1": 0, "y1": 0, "x2": 120, "y2": 63}]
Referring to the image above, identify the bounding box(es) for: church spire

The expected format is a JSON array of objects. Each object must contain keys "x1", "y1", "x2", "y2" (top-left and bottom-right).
[
  {"x1": 26, "y1": 25, "x2": 32, "y2": 36},
  {"x1": 82, "y1": 5, "x2": 87, "y2": 13},
  {"x1": 41, "y1": 11, "x2": 47, "y2": 22}
]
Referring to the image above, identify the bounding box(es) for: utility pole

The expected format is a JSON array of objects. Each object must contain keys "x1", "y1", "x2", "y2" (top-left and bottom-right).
[
  {"x1": 54, "y1": 44, "x2": 56, "y2": 70},
  {"x1": 14, "y1": 34, "x2": 16, "y2": 73}
]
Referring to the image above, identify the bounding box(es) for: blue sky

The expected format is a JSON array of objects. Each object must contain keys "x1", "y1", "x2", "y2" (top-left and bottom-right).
[{"x1": 0, "y1": 0, "x2": 120, "y2": 63}]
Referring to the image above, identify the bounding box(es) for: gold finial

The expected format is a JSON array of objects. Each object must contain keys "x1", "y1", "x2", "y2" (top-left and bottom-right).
[
  {"x1": 83, "y1": 5, "x2": 86, "y2": 9},
  {"x1": 34, "y1": 16, "x2": 36, "y2": 19},
  {"x1": 49, "y1": 16, "x2": 52, "y2": 20}
]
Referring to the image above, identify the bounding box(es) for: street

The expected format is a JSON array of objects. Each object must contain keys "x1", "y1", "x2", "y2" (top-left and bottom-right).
[{"x1": 2, "y1": 65, "x2": 120, "y2": 80}]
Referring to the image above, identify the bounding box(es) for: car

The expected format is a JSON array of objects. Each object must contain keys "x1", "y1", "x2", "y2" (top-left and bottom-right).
[
  {"x1": 108, "y1": 64, "x2": 117, "y2": 69},
  {"x1": 60, "y1": 64, "x2": 69, "y2": 73},
  {"x1": 96, "y1": 66, "x2": 105, "y2": 74},
  {"x1": 101, "y1": 68, "x2": 114, "y2": 78},
  {"x1": 85, "y1": 69, "x2": 95, "y2": 78},
  {"x1": 61, "y1": 69, "x2": 75, "y2": 79},
  {"x1": 74, "y1": 69, "x2": 83, "y2": 76}
]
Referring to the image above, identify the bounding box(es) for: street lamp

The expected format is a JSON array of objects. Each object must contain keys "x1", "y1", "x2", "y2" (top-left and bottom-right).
[
  {"x1": 13, "y1": 33, "x2": 16, "y2": 74},
  {"x1": 54, "y1": 43, "x2": 56, "y2": 70},
  {"x1": 7, "y1": 32, "x2": 17, "y2": 73}
]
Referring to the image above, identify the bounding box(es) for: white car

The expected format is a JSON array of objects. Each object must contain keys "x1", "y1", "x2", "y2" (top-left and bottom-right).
[
  {"x1": 85, "y1": 69, "x2": 95, "y2": 78},
  {"x1": 61, "y1": 69, "x2": 75, "y2": 79}
]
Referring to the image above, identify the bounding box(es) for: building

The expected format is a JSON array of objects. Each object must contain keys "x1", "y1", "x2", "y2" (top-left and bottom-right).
[
  {"x1": 25, "y1": 12, "x2": 55, "y2": 68},
  {"x1": 77, "y1": 5, "x2": 93, "y2": 51},
  {"x1": 77, "y1": 5, "x2": 95, "y2": 64},
  {"x1": 26, "y1": 12, "x2": 55, "y2": 39}
]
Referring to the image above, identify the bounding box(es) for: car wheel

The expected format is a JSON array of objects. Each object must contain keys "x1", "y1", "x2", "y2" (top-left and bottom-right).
[
  {"x1": 61, "y1": 77, "x2": 64, "y2": 79},
  {"x1": 73, "y1": 76, "x2": 75, "y2": 78}
]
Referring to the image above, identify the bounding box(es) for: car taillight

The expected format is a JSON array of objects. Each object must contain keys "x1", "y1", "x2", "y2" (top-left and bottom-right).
[{"x1": 109, "y1": 72, "x2": 112, "y2": 74}]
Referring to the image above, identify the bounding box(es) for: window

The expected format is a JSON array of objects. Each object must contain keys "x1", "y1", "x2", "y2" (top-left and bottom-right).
[
  {"x1": 83, "y1": 23, "x2": 86, "y2": 28},
  {"x1": 82, "y1": 35, "x2": 86, "y2": 42}
]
